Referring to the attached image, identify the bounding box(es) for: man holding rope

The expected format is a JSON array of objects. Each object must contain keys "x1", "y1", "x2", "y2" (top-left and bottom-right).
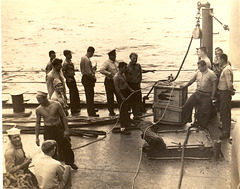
[{"x1": 113, "y1": 62, "x2": 134, "y2": 135}]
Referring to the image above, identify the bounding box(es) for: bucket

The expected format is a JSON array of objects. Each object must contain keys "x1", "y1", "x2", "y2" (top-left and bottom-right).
[{"x1": 11, "y1": 93, "x2": 25, "y2": 113}]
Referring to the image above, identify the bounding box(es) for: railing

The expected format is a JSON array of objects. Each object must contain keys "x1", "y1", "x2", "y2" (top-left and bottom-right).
[{"x1": 2, "y1": 69, "x2": 240, "y2": 105}]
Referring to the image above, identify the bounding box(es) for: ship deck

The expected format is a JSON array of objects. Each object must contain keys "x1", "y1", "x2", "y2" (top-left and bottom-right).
[{"x1": 2, "y1": 106, "x2": 240, "y2": 189}]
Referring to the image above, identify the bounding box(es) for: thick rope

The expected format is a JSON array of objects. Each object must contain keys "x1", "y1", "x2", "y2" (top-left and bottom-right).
[{"x1": 131, "y1": 85, "x2": 175, "y2": 189}]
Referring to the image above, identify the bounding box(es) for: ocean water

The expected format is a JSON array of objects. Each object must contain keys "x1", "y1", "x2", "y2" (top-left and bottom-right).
[{"x1": 1, "y1": 0, "x2": 234, "y2": 103}]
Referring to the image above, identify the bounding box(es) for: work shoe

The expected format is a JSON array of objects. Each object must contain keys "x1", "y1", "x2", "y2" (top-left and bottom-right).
[
  {"x1": 120, "y1": 129, "x2": 131, "y2": 135},
  {"x1": 67, "y1": 163, "x2": 78, "y2": 170},
  {"x1": 219, "y1": 132, "x2": 230, "y2": 140},
  {"x1": 109, "y1": 112, "x2": 116, "y2": 116}
]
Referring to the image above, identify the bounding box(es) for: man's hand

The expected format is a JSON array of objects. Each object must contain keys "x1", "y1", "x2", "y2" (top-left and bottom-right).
[
  {"x1": 36, "y1": 138, "x2": 40, "y2": 146},
  {"x1": 64, "y1": 129, "x2": 70, "y2": 137},
  {"x1": 22, "y1": 158, "x2": 32, "y2": 168}
]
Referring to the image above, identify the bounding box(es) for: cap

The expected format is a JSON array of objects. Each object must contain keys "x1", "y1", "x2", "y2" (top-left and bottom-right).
[
  {"x1": 37, "y1": 91, "x2": 48, "y2": 97},
  {"x1": 41, "y1": 140, "x2": 57, "y2": 153},
  {"x1": 108, "y1": 49, "x2": 116, "y2": 56},
  {"x1": 63, "y1": 50, "x2": 72, "y2": 57},
  {"x1": 7, "y1": 126, "x2": 21, "y2": 135},
  {"x1": 53, "y1": 78, "x2": 62, "y2": 88}
]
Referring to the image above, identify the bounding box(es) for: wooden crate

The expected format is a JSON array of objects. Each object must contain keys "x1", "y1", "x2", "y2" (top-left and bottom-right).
[
  {"x1": 153, "y1": 84, "x2": 187, "y2": 125},
  {"x1": 154, "y1": 84, "x2": 187, "y2": 107}
]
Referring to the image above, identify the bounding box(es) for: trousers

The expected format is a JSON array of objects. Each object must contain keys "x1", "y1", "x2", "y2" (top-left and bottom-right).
[{"x1": 44, "y1": 125, "x2": 74, "y2": 165}]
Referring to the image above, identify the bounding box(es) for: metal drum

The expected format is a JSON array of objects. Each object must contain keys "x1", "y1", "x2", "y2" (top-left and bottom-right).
[{"x1": 11, "y1": 93, "x2": 25, "y2": 113}]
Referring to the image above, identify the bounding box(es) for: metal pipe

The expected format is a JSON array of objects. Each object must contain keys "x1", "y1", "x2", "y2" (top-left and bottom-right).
[{"x1": 201, "y1": 7, "x2": 213, "y2": 64}]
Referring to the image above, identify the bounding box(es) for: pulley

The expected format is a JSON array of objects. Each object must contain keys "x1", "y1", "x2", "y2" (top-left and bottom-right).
[{"x1": 192, "y1": 26, "x2": 201, "y2": 39}]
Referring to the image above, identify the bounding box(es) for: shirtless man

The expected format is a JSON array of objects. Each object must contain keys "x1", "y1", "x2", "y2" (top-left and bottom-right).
[
  {"x1": 35, "y1": 91, "x2": 78, "y2": 170},
  {"x1": 113, "y1": 62, "x2": 134, "y2": 135}
]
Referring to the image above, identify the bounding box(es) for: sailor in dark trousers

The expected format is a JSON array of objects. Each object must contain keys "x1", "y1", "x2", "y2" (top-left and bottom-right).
[
  {"x1": 62, "y1": 50, "x2": 81, "y2": 114},
  {"x1": 35, "y1": 91, "x2": 78, "y2": 170},
  {"x1": 113, "y1": 62, "x2": 134, "y2": 135},
  {"x1": 100, "y1": 49, "x2": 120, "y2": 116}
]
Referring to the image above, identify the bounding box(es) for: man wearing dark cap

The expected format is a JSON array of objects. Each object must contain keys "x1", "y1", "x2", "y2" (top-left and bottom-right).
[
  {"x1": 35, "y1": 91, "x2": 78, "y2": 170},
  {"x1": 34, "y1": 140, "x2": 71, "y2": 189},
  {"x1": 46, "y1": 58, "x2": 67, "y2": 99},
  {"x1": 113, "y1": 62, "x2": 134, "y2": 135},
  {"x1": 62, "y1": 50, "x2": 81, "y2": 115},
  {"x1": 100, "y1": 49, "x2": 120, "y2": 116}
]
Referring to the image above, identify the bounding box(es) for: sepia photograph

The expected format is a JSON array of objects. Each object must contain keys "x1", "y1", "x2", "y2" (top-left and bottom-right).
[{"x1": 1, "y1": 0, "x2": 240, "y2": 188}]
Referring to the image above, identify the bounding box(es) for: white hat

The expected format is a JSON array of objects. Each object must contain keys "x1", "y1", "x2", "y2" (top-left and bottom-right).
[
  {"x1": 37, "y1": 91, "x2": 48, "y2": 97},
  {"x1": 53, "y1": 79, "x2": 62, "y2": 88},
  {"x1": 7, "y1": 126, "x2": 21, "y2": 135}
]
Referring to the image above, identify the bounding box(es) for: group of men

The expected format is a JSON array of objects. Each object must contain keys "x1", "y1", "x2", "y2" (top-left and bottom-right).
[
  {"x1": 45, "y1": 47, "x2": 143, "y2": 134},
  {"x1": 182, "y1": 47, "x2": 234, "y2": 140},
  {"x1": 4, "y1": 127, "x2": 72, "y2": 188}
]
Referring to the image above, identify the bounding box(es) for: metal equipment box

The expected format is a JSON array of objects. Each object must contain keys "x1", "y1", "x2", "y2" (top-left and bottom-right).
[{"x1": 153, "y1": 83, "x2": 187, "y2": 125}]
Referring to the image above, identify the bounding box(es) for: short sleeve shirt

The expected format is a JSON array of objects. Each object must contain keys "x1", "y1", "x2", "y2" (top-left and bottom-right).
[{"x1": 195, "y1": 69, "x2": 217, "y2": 93}]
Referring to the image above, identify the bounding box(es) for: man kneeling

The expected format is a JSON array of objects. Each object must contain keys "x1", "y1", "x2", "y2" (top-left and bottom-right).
[{"x1": 35, "y1": 140, "x2": 71, "y2": 189}]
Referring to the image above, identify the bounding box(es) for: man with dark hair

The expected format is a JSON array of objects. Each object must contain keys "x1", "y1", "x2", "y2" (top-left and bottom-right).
[
  {"x1": 45, "y1": 50, "x2": 56, "y2": 75},
  {"x1": 46, "y1": 58, "x2": 67, "y2": 99},
  {"x1": 197, "y1": 47, "x2": 212, "y2": 69},
  {"x1": 80, "y1": 46, "x2": 99, "y2": 117},
  {"x1": 181, "y1": 60, "x2": 217, "y2": 128},
  {"x1": 218, "y1": 53, "x2": 234, "y2": 140},
  {"x1": 35, "y1": 91, "x2": 78, "y2": 170},
  {"x1": 34, "y1": 140, "x2": 71, "y2": 189},
  {"x1": 62, "y1": 50, "x2": 81, "y2": 115},
  {"x1": 100, "y1": 49, "x2": 120, "y2": 116},
  {"x1": 113, "y1": 62, "x2": 134, "y2": 135}
]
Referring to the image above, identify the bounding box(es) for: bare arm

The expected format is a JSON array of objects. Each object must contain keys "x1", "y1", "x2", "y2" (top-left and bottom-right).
[
  {"x1": 46, "y1": 76, "x2": 54, "y2": 98},
  {"x1": 211, "y1": 79, "x2": 217, "y2": 100},
  {"x1": 99, "y1": 62, "x2": 111, "y2": 77},
  {"x1": 181, "y1": 74, "x2": 196, "y2": 88},
  {"x1": 35, "y1": 108, "x2": 42, "y2": 146},
  {"x1": 57, "y1": 103, "x2": 69, "y2": 136},
  {"x1": 113, "y1": 76, "x2": 125, "y2": 101}
]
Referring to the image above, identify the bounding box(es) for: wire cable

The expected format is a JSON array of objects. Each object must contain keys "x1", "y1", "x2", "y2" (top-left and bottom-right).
[{"x1": 131, "y1": 84, "x2": 175, "y2": 189}]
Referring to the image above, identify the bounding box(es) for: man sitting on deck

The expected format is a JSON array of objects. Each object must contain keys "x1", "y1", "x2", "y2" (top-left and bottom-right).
[
  {"x1": 35, "y1": 91, "x2": 78, "y2": 170},
  {"x1": 34, "y1": 140, "x2": 72, "y2": 189},
  {"x1": 181, "y1": 60, "x2": 217, "y2": 128},
  {"x1": 4, "y1": 127, "x2": 38, "y2": 188}
]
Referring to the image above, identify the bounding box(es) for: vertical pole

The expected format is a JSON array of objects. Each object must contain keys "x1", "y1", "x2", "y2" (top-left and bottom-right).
[{"x1": 201, "y1": 5, "x2": 213, "y2": 63}]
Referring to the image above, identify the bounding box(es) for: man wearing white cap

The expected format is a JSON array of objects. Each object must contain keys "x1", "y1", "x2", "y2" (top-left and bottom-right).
[
  {"x1": 4, "y1": 127, "x2": 38, "y2": 186},
  {"x1": 35, "y1": 91, "x2": 78, "y2": 170},
  {"x1": 51, "y1": 78, "x2": 69, "y2": 116},
  {"x1": 35, "y1": 140, "x2": 71, "y2": 189},
  {"x1": 99, "y1": 49, "x2": 120, "y2": 116}
]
